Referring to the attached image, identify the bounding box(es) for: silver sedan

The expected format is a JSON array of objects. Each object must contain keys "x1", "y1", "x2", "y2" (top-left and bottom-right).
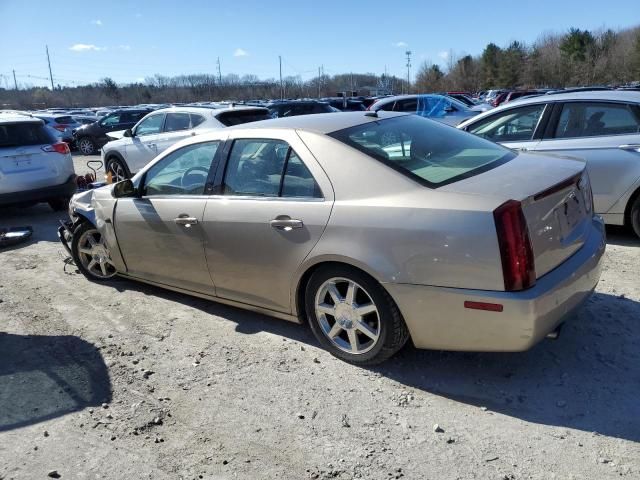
[{"x1": 59, "y1": 112, "x2": 605, "y2": 364}]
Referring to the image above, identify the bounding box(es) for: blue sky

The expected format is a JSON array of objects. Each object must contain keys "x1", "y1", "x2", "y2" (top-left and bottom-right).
[{"x1": 1, "y1": 0, "x2": 638, "y2": 88}]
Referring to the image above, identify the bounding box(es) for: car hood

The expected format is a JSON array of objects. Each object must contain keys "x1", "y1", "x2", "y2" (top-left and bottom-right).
[{"x1": 106, "y1": 130, "x2": 127, "y2": 140}]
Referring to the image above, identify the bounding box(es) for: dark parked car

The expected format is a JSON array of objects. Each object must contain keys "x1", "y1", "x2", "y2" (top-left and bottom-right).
[
  {"x1": 324, "y1": 98, "x2": 366, "y2": 111},
  {"x1": 73, "y1": 108, "x2": 152, "y2": 155},
  {"x1": 502, "y1": 90, "x2": 543, "y2": 103},
  {"x1": 267, "y1": 100, "x2": 335, "y2": 118}
]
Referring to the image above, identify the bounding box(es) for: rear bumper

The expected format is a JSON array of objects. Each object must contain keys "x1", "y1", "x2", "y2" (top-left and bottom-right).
[
  {"x1": 385, "y1": 216, "x2": 606, "y2": 352},
  {"x1": 0, "y1": 175, "x2": 77, "y2": 207}
]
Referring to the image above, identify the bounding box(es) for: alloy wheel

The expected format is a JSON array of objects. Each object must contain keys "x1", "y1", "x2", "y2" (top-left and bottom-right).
[
  {"x1": 314, "y1": 277, "x2": 380, "y2": 354},
  {"x1": 78, "y1": 138, "x2": 95, "y2": 155},
  {"x1": 76, "y1": 228, "x2": 117, "y2": 279},
  {"x1": 108, "y1": 160, "x2": 127, "y2": 183}
]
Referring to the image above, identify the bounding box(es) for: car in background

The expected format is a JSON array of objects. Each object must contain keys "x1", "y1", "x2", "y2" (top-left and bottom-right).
[
  {"x1": 458, "y1": 90, "x2": 640, "y2": 238},
  {"x1": 267, "y1": 100, "x2": 335, "y2": 118},
  {"x1": 102, "y1": 106, "x2": 271, "y2": 180},
  {"x1": 444, "y1": 92, "x2": 493, "y2": 112},
  {"x1": 60, "y1": 111, "x2": 604, "y2": 365},
  {"x1": 0, "y1": 112, "x2": 76, "y2": 211},
  {"x1": 73, "y1": 108, "x2": 153, "y2": 155},
  {"x1": 324, "y1": 98, "x2": 366, "y2": 111},
  {"x1": 501, "y1": 90, "x2": 543, "y2": 104},
  {"x1": 32, "y1": 113, "x2": 81, "y2": 144},
  {"x1": 368, "y1": 94, "x2": 480, "y2": 125},
  {"x1": 71, "y1": 115, "x2": 98, "y2": 127}
]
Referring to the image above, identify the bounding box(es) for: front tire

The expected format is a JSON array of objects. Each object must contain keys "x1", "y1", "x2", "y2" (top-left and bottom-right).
[
  {"x1": 105, "y1": 157, "x2": 131, "y2": 182},
  {"x1": 630, "y1": 195, "x2": 640, "y2": 239},
  {"x1": 71, "y1": 222, "x2": 118, "y2": 281},
  {"x1": 305, "y1": 265, "x2": 409, "y2": 365},
  {"x1": 77, "y1": 137, "x2": 96, "y2": 155}
]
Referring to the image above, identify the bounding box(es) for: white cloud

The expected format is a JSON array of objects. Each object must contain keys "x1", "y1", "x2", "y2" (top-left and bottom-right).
[
  {"x1": 393, "y1": 41, "x2": 408, "y2": 48},
  {"x1": 118, "y1": 45, "x2": 132, "y2": 51},
  {"x1": 91, "y1": 19, "x2": 102, "y2": 26},
  {"x1": 69, "y1": 44, "x2": 106, "y2": 52},
  {"x1": 438, "y1": 50, "x2": 450, "y2": 60},
  {"x1": 233, "y1": 48, "x2": 248, "y2": 57}
]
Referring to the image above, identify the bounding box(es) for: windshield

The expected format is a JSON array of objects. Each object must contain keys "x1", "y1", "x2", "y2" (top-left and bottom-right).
[{"x1": 329, "y1": 115, "x2": 515, "y2": 187}]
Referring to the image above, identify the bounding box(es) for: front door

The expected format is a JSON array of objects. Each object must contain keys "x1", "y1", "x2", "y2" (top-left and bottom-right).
[
  {"x1": 202, "y1": 135, "x2": 333, "y2": 313},
  {"x1": 114, "y1": 140, "x2": 221, "y2": 294},
  {"x1": 125, "y1": 113, "x2": 165, "y2": 173}
]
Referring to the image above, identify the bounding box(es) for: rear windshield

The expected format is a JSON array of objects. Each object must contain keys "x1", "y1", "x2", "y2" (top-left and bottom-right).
[
  {"x1": 329, "y1": 115, "x2": 514, "y2": 188},
  {"x1": 216, "y1": 110, "x2": 271, "y2": 126},
  {"x1": 0, "y1": 122, "x2": 54, "y2": 148},
  {"x1": 54, "y1": 116, "x2": 75, "y2": 124}
]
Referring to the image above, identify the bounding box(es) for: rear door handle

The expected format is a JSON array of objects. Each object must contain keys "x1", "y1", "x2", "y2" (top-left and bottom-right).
[
  {"x1": 174, "y1": 215, "x2": 198, "y2": 226},
  {"x1": 270, "y1": 216, "x2": 303, "y2": 231},
  {"x1": 619, "y1": 144, "x2": 640, "y2": 152}
]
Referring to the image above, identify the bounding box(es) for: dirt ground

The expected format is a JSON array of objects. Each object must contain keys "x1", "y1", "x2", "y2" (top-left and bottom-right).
[{"x1": 0, "y1": 156, "x2": 639, "y2": 479}]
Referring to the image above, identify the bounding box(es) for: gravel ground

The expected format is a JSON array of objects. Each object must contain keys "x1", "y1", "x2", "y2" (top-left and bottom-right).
[{"x1": 0, "y1": 155, "x2": 639, "y2": 479}]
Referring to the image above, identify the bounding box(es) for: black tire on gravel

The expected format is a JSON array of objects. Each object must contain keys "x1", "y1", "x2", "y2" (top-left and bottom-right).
[
  {"x1": 71, "y1": 221, "x2": 118, "y2": 282},
  {"x1": 630, "y1": 195, "x2": 640, "y2": 239},
  {"x1": 305, "y1": 264, "x2": 410, "y2": 365}
]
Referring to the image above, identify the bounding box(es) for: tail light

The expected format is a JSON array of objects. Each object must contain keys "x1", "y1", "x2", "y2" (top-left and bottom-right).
[
  {"x1": 42, "y1": 143, "x2": 70, "y2": 155},
  {"x1": 577, "y1": 170, "x2": 593, "y2": 214},
  {"x1": 493, "y1": 200, "x2": 536, "y2": 291}
]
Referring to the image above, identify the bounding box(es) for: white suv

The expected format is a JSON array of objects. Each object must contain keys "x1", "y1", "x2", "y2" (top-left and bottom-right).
[
  {"x1": 101, "y1": 105, "x2": 270, "y2": 181},
  {"x1": 0, "y1": 112, "x2": 76, "y2": 211}
]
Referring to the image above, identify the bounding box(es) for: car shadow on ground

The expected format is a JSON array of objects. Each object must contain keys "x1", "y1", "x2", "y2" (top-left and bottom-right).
[
  {"x1": 605, "y1": 225, "x2": 640, "y2": 247},
  {"x1": 100, "y1": 274, "x2": 640, "y2": 443},
  {"x1": 0, "y1": 332, "x2": 112, "y2": 432}
]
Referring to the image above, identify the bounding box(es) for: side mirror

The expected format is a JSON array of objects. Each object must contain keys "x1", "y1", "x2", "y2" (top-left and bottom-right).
[
  {"x1": 123, "y1": 128, "x2": 133, "y2": 137},
  {"x1": 112, "y1": 179, "x2": 137, "y2": 198}
]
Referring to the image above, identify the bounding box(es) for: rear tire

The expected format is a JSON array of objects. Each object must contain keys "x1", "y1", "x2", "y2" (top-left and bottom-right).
[
  {"x1": 105, "y1": 157, "x2": 131, "y2": 182},
  {"x1": 48, "y1": 197, "x2": 69, "y2": 212},
  {"x1": 305, "y1": 265, "x2": 409, "y2": 365},
  {"x1": 630, "y1": 195, "x2": 640, "y2": 239},
  {"x1": 77, "y1": 137, "x2": 96, "y2": 155}
]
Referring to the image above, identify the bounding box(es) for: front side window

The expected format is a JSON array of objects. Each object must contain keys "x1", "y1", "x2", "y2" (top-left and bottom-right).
[
  {"x1": 330, "y1": 115, "x2": 514, "y2": 188},
  {"x1": 135, "y1": 114, "x2": 164, "y2": 136},
  {"x1": 164, "y1": 113, "x2": 192, "y2": 132},
  {"x1": 143, "y1": 141, "x2": 219, "y2": 196},
  {"x1": 467, "y1": 104, "x2": 546, "y2": 142},
  {"x1": 223, "y1": 139, "x2": 321, "y2": 198},
  {"x1": 554, "y1": 102, "x2": 640, "y2": 138}
]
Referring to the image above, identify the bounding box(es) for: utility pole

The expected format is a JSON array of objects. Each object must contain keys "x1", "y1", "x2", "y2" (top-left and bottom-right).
[
  {"x1": 279, "y1": 55, "x2": 283, "y2": 100},
  {"x1": 216, "y1": 57, "x2": 222, "y2": 84},
  {"x1": 46, "y1": 45, "x2": 54, "y2": 90},
  {"x1": 405, "y1": 50, "x2": 412, "y2": 94},
  {"x1": 317, "y1": 66, "x2": 321, "y2": 98},
  {"x1": 12, "y1": 70, "x2": 18, "y2": 90}
]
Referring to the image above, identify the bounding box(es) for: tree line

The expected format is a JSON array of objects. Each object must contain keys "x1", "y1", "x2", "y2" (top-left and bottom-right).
[
  {"x1": 1, "y1": 25, "x2": 639, "y2": 110},
  {"x1": 416, "y1": 25, "x2": 640, "y2": 92}
]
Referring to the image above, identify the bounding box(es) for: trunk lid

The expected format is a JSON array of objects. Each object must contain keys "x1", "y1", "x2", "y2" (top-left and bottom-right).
[{"x1": 441, "y1": 152, "x2": 593, "y2": 279}]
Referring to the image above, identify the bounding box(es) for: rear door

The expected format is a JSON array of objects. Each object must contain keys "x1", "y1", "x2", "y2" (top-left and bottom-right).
[
  {"x1": 464, "y1": 103, "x2": 549, "y2": 152},
  {"x1": 532, "y1": 101, "x2": 640, "y2": 214},
  {"x1": 153, "y1": 112, "x2": 196, "y2": 156},
  {"x1": 202, "y1": 131, "x2": 333, "y2": 313}
]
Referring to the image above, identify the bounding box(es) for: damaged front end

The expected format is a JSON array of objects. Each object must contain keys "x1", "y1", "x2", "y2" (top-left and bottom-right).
[{"x1": 57, "y1": 189, "x2": 98, "y2": 256}]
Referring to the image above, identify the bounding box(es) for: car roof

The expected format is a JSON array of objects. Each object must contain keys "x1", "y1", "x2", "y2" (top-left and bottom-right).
[
  {"x1": 0, "y1": 112, "x2": 43, "y2": 124},
  {"x1": 150, "y1": 105, "x2": 268, "y2": 116},
  {"x1": 504, "y1": 89, "x2": 640, "y2": 106},
  {"x1": 226, "y1": 111, "x2": 409, "y2": 134}
]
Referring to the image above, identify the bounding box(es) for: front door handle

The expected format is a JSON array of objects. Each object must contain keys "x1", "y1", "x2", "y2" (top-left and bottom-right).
[
  {"x1": 619, "y1": 144, "x2": 640, "y2": 152},
  {"x1": 270, "y1": 215, "x2": 303, "y2": 231},
  {"x1": 174, "y1": 215, "x2": 198, "y2": 227}
]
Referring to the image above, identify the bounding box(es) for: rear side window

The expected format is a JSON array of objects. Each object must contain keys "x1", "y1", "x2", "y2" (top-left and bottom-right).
[
  {"x1": 554, "y1": 102, "x2": 640, "y2": 138},
  {"x1": 164, "y1": 113, "x2": 191, "y2": 132},
  {"x1": 467, "y1": 104, "x2": 546, "y2": 142},
  {"x1": 223, "y1": 139, "x2": 321, "y2": 198},
  {"x1": 0, "y1": 122, "x2": 53, "y2": 147},
  {"x1": 216, "y1": 110, "x2": 271, "y2": 127},
  {"x1": 191, "y1": 114, "x2": 206, "y2": 127},
  {"x1": 330, "y1": 115, "x2": 514, "y2": 188},
  {"x1": 122, "y1": 111, "x2": 148, "y2": 123}
]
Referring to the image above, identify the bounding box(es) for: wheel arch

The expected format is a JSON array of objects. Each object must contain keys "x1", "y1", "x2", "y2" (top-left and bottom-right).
[
  {"x1": 104, "y1": 150, "x2": 132, "y2": 176},
  {"x1": 293, "y1": 257, "x2": 396, "y2": 322}
]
